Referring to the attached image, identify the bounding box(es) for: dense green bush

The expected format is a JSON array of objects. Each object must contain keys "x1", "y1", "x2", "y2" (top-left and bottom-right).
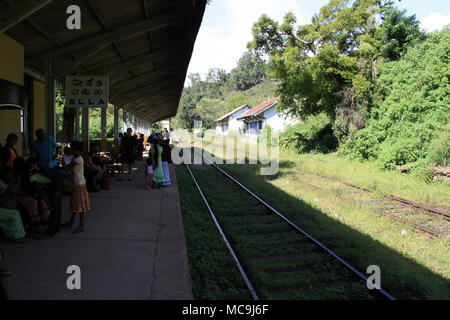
[
  {"x1": 280, "y1": 113, "x2": 338, "y2": 153},
  {"x1": 427, "y1": 125, "x2": 450, "y2": 167},
  {"x1": 341, "y1": 28, "x2": 450, "y2": 169}
]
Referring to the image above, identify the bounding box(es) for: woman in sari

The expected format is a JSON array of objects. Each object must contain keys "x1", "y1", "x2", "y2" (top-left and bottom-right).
[{"x1": 149, "y1": 138, "x2": 165, "y2": 188}]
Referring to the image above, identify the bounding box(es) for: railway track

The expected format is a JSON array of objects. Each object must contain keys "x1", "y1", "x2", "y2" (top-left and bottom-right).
[
  {"x1": 305, "y1": 172, "x2": 450, "y2": 238},
  {"x1": 185, "y1": 149, "x2": 397, "y2": 300}
]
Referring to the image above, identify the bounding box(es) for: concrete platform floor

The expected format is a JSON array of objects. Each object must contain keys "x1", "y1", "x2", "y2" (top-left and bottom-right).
[{"x1": 0, "y1": 161, "x2": 192, "y2": 300}]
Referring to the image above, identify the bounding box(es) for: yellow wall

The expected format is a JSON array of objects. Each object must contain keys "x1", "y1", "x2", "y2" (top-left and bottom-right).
[
  {"x1": 33, "y1": 80, "x2": 46, "y2": 134},
  {"x1": 0, "y1": 34, "x2": 24, "y2": 155},
  {"x1": 0, "y1": 34, "x2": 24, "y2": 86}
]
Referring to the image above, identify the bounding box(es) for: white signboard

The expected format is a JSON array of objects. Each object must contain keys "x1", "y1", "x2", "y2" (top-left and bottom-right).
[{"x1": 65, "y1": 76, "x2": 109, "y2": 108}]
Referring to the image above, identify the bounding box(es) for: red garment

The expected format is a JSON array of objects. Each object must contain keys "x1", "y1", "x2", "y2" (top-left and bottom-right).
[{"x1": 6, "y1": 147, "x2": 17, "y2": 167}]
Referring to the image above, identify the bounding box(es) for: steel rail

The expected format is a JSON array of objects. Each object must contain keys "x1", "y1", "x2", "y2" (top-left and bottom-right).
[
  {"x1": 193, "y1": 149, "x2": 396, "y2": 300},
  {"x1": 315, "y1": 173, "x2": 450, "y2": 220},
  {"x1": 302, "y1": 173, "x2": 448, "y2": 237},
  {"x1": 185, "y1": 163, "x2": 259, "y2": 300}
]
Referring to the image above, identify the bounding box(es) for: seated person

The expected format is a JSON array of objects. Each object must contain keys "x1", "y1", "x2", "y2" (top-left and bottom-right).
[
  {"x1": 0, "y1": 167, "x2": 26, "y2": 242},
  {"x1": 87, "y1": 147, "x2": 105, "y2": 183},
  {"x1": 0, "y1": 134, "x2": 18, "y2": 168},
  {"x1": 0, "y1": 207, "x2": 26, "y2": 242},
  {"x1": 12, "y1": 158, "x2": 42, "y2": 226}
]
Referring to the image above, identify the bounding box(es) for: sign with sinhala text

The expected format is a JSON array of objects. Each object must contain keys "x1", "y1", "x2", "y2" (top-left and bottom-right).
[{"x1": 65, "y1": 76, "x2": 109, "y2": 108}]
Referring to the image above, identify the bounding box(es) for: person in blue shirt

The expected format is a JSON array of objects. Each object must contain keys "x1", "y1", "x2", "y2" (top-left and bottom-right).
[{"x1": 34, "y1": 129, "x2": 60, "y2": 169}]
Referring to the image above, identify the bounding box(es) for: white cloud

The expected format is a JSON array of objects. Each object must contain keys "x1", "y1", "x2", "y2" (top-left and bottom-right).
[
  {"x1": 186, "y1": 0, "x2": 307, "y2": 83},
  {"x1": 420, "y1": 12, "x2": 450, "y2": 32}
]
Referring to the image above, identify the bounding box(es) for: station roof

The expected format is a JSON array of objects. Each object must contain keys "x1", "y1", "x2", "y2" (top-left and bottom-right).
[{"x1": 1, "y1": 0, "x2": 206, "y2": 122}]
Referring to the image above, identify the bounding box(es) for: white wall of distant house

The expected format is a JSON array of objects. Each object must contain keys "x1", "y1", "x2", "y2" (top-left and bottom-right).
[
  {"x1": 263, "y1": 105, "x2": 297, "y2": 133},
  {"x1": 244, "y1": 105, "x2": 298, "y2": 136},
  {"x1": 216, "y1": 105, "x2": 251, "y2": 135},
  {"x1": 229, "y1": 106, "x2": 251, "y2": 132}
]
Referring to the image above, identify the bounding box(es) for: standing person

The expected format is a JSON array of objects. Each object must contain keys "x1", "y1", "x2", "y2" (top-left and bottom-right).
[
  {"x1": 164, "y1": 128, "x2": 170, "y2": 142},
  {"x1": 62, "y1": 141, "x2": 90, "y2": 233},
  {"x1": 0, "y1": 134, "x2": 18, "y2": 168},
  {"x1": 149, "y1": 139, "x2": 165, "y2": 188},
  {"x1": 118, "y1": 132, "x2": 124, "y2": 156},
  {"x1": 161, "y1": 139, "x2": 172, "y2": 187},
  {"x1": 119, "y1": 128, "x2": 136, "y2": 181},
  {"x1": 34, "y1": 129, "x2": 60, "y2": 170},
  {"x1": 137, "y1": 134, "x2": 144, "y2": 161}
]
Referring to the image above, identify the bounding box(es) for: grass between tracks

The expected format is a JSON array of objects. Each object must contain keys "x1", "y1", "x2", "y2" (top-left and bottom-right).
[
  {"x1": 177, "y1": 141, "x2": 450, "y2": 299},
  {"x1": 176, "y1": 164, "x2": 250, "y2": 299}
]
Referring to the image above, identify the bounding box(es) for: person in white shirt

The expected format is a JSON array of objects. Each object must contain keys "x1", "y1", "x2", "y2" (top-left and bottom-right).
[{"x1": 61, "y1": 141, "x2": 90, "y2": 233}]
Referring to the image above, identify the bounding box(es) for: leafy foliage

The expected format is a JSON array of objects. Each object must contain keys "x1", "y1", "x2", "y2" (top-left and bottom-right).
[
  {"x1": 280, "y1": 113, "x2": 338, "y2": 153},
  {"x1": 173, "y1": 51, "x2": 272, "y2": 129},
  {"x1": 248, "y1": 0, "x2": 446, "y2": 174},
  {"x1": 427, "y1": 125, "x2": 450, "y2": 167},
  {"x1": 341, "y1": 28, "x2": 450, "y2": 169},
  {"x1": 229, "y1": 51, "x2": 267, "y2": 90},
  {"x1": 248, "y1": 0, "x2": 423, "y2": 122}
]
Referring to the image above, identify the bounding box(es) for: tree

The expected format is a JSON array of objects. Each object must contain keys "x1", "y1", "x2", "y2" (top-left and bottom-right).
[
  {"x1": 248, "y1": 0, "x2": 424, "y2": 143},
  {"x1": 230, "y1": 51, "x2": 267, "y2": 91},
  {"x1": 174, "y1": 52, "x2": 269, "y2": 129},
  {"x1": 374, "y1": 8, "x2": 424, "y2": 61},
  {"x1": 205, "y1": 68, "x2": 229, "y2": 98},
  {"x1": 195, "y1": 98, "x2": 227, "y2": 129}
]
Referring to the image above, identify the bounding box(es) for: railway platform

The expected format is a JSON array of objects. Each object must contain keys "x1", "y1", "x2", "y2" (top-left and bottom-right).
[{"x1": 0, "y1": 161, "x2": 192, "y2": 300}]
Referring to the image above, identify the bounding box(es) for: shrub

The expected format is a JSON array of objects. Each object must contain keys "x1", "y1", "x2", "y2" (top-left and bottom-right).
[
  {"x1": 340, "y1": 28, "x2": 450, "y2": 170},
  {"x1": 280, "y1": 113, "x2": 338, "y2": 153},
  {"x1": 427, "y1": 125, "x2": 450, "y2": 166}
]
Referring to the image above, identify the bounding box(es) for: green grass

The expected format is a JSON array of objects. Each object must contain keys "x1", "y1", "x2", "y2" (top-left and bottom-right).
[
  {"x1": 281, "y1": 149, "x2": 450, "y2": 211},
  {"x1": 182, "y1": 163, "x2": 379, "y2": 299},
  {"x1": 217, "y1": 154, "x2": 450, "y2": 299},
  {"x1": 176, "y1": 142, "x2": 450, "y2": 299},
  {"x1": 176, "y1": 164, "x2": 250, "y2": 300}
]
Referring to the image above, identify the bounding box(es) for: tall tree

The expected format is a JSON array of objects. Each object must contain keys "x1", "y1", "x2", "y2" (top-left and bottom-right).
[
  {"x1": 248, "y1": 0, "x2": 423, "y2": 142},
  {"x1": 230, "y1": 51, "x2": 267, "y2": 91}
]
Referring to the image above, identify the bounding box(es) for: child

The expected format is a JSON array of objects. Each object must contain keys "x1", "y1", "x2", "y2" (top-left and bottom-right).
[
  {"x1": 27, "y1": 156, "x2": 40, "y2": 176},
  {"x1": 144, "y1": 157, "x2": 154, "y2": 190},
  {"x1": 62, "y1": 146, "x2": 73, "y2": 167},
  {"x1": 62, "y1": 141, "x2": 90, "y2": 233}
]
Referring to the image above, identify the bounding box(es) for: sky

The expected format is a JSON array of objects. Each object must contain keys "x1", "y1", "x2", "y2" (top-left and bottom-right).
[{"x1": 186, "y1": 0, "x2": 450, "y2": 80}]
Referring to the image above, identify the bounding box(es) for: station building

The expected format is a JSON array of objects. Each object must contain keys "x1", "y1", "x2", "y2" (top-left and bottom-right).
[{"x1": 0, "y1": 0, "x2": 206, "y2": 155}]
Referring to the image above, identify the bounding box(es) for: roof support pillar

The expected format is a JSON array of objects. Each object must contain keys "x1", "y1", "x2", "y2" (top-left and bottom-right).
[
  {"x1": 45, "y1": 58, "x2": 56, "y2": 139},
  {"x1": 133, "y1": 113, "x2": 137, "y2": 133},
  {"x1": 75, "y1": 107, "x2": 80, "y2": 140},
  {"x1": 128, "y1": 113, "x2": 133, "y2": 132},
  {"x1": 122, "y1": 108, "x2": 127, "y2": 133},
  {"x1": 133, "y1": 114, "x2": 137, "y2": 133},
  {"x1": 81, "y1": 107, "x2": 89, "y2": 155},
  {"x1": 114, "y1": 105, "x2": 119, "y2": 155},
  {"x1": 101, "y1": 107, "x2": 107, "y2": 152}
]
